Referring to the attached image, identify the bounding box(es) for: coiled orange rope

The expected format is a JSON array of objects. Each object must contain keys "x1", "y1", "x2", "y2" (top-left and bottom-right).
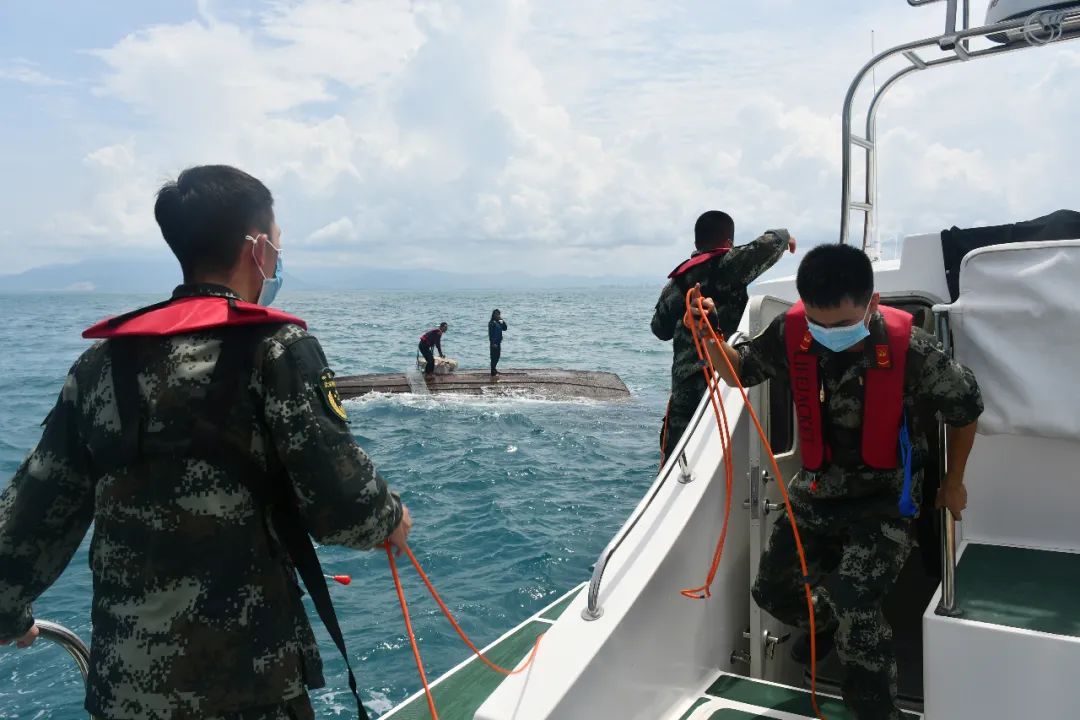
[{"x1": 679, "y1": 286, "x2": 825, "y2": 719}]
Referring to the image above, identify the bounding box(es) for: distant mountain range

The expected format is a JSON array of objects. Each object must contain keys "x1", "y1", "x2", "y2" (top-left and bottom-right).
[{"x1": 0, "y1": 258, "x2": 657, "y2": 293}]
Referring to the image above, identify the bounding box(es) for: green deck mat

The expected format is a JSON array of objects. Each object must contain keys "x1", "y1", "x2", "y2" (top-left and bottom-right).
[
  {"x1": 706, "y1": 675, "x2": 919, "y2": 719},
  {"x1": 678, "y1": 697, "x2": 711, "y2": 719},
  {"x1": 955, "y1": 543, "x2": 1080, "y2": 637},
  {"x1": 539, "y1": 587, "x2": 582, "y2": 621}
]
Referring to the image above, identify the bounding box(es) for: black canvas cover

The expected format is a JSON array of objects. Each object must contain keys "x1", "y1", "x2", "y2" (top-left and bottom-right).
[{"x1": 940, "y1": 209, "x2": 1080, "y2": 301}]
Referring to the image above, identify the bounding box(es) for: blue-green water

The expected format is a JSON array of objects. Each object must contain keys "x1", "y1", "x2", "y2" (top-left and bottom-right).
[{"x1": 0, "y1": 287, "x2": 670, "y2": 718}]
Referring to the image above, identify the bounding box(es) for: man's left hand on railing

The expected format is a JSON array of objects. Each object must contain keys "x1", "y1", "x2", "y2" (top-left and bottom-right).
[
  {"x1": 0, "y1": 623, "x2": 39, "y2": 649},
  {"x1": 935, "y1": 472, "x2": 968, "y2": 521}
]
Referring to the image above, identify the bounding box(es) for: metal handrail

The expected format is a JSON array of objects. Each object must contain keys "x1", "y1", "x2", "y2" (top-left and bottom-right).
[
  {"x1": 840, "y1": 2, "x2": 1080, "y2": 248},
  {"x1": 31, "y1": 620, "x2": 100, "y2": 719},
  {"x1": 932, "y1": 311, "x2": 962, "y2": 617},
  {"x1": 582, "y1": 333, "x2": 744, "y2": 621}
]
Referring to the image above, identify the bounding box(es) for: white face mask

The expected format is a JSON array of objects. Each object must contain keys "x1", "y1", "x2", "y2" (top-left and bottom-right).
[{"x1": 246, "y1": 234, "x2": 284, "y2": 306}]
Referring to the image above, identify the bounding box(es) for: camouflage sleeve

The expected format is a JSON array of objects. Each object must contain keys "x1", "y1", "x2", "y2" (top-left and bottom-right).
[
  {"x1": 908, "y1": 328, "x2": 984, "y2": 427},
  {"x1": 734, "y1": 313, "x2": 788, "y2": 388},
  {"x1": 651, "y1": 281, "x2": 684, "y2": 342},
  {"x1": 724, "y1": 229, "x2": 790, "y2": 286},
  {"x1": 0, "y1": 368, "x2": 94, "y2": 641},
  {"x1": 262, "y1": 330, "x2": 403, "y2": 551}
]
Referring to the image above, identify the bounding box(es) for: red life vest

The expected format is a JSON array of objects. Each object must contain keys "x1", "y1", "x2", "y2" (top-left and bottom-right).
[
  {"x1": 83, "y1": 295, "x2": 306, "y2": 339},
  {"x1": 784, "y1": 301, "x2": 913, "y2": 471},
  {"x1": 667, "y1": 246, "x2": 732, "y2": 279}
]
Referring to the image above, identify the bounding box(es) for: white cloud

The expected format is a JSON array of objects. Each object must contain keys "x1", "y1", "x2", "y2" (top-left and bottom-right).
[
  {"x1": 85, "y1": 141, "x2": 138, "y2": 171},
  {"x1": 303, "y1": 216, "x2": 358, "y2": 246},
  {"x1": 40, "y1": 140, "x2": 158, "y2": 246},
  {"x1": 0, "y1": 58, "x2": 65, "y2": 86},
  {"x1": 3, "y1": 0, "x2": 1079, "y2": 277}
]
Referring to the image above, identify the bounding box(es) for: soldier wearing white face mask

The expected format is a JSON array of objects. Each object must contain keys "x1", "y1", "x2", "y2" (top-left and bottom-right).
[{"x1": 696, "y1": 243, "x2": 983, "y2": 720}]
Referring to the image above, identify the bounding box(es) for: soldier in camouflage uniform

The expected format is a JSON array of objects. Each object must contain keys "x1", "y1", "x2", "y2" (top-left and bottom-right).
[
  {"x1": 0, "y1": 165, "x2": 412, "y2": 720},
  {"x1": 651, "y1": 210, "x2": 794, "y2": 461},
  {"x1": 700, "y1": 244, "x2": 982, "y2": 719}
]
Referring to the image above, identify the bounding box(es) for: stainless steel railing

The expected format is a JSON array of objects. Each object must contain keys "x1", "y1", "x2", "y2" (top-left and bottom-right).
[
  {"x1": 933, "y1": 310, "x2": 962, "y2": 617},
  {"x1": 582, "y1": 333, "x2": 743, "y2": 621},
  {"x1": 840, "y1": 0, "x2": 1080, "y2": 249},
  {"x1": 28, "y1": 620, "x2": 99, "y2": 719}
]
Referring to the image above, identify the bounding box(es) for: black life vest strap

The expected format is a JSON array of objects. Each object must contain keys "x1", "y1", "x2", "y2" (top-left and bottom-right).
[
  {"x1": 109, "y1": 339, "x2": 143, "y2": 463},
  {"x1": 108, "y1": 332, "x2": 370, "y2": 720}
]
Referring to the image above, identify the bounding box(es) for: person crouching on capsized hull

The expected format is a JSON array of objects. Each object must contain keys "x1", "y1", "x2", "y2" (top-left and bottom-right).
[
  {"x1": 0, "y1": 164, "x2": 412, "y2": 720},
  {"x1": 419, "y1": 322, "x2": 448, "y2": 376},
  {"x1": 652, "y1": 210, "x2": 794, "y2": 464},
  {"x1": 697, "y1": 243, "x2": 983, "y2": 720},
  {"x1": 489, "y1": 309, "x2": 507, "y2": 375}
]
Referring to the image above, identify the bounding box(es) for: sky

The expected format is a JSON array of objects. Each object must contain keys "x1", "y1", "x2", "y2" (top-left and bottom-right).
[{"x1": 0, "y1": 0, "x2": 1077, "y2": 277}]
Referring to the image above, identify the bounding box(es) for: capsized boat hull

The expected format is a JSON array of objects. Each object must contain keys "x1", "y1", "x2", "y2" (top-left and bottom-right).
[{"x1": 336, "y1": 368, "x2": 631, "y2": 401}]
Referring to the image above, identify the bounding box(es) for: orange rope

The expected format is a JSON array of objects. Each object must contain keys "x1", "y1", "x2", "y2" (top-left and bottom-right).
[
  {"x1": 384, "y1": 542, "x2": 545, "y2": 719},
  {"x1": 401, "y1": 545, "x2": 543, "y2": 675},
  {"x1": 385, "y1": 543, "x2": 439, "y2": 720},
  {"x1": 680, "y1": 287, "x2": 826, "y2": 720},
  {"x1": 679, "y1": 296, "x2": 735, "y2": 599}
]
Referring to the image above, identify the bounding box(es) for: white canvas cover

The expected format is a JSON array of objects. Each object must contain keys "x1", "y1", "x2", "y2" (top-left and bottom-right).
[{"x1": 946, "y1": 239, "x2": 1080, "y2": 439}]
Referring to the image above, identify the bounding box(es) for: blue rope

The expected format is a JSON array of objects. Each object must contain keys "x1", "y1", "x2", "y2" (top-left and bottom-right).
[{"x1": 898, "y1": 410, "x2": 917, "y2": 517}]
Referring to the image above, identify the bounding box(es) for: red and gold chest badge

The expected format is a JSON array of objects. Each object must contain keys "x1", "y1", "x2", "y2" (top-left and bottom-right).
[
  {"x1": 875, "y1": 344, "x2": 892, "y2": 369},
  {"x1": 320, "y1": 368, "x2": 348, "y2": 422}
]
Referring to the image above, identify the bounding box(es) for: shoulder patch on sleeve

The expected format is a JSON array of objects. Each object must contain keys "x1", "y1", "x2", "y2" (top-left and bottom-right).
[{"x1": 319, "y1": 368, "x2": 349, "y2": 422}]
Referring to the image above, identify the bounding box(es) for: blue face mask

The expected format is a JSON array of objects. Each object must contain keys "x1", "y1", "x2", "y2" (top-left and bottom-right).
[
  {"x1": 807, "y1": 305, "x2": 871, "y2": 352},
  {"x1": 248, "y1": 234, "x2": 284, "y2": 307},
  {"x1": 257, "y1": 254, "x2": 284, "y2": 306}
]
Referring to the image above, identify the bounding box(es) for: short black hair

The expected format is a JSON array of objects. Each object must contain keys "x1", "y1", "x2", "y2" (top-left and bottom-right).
[
  {"x1": 439, "y1": 322, "x2": 448, "y2": 330},
  {"x1": 796, "y1": 243, "x2": 874, "y2": 308},
  {"x1": 694, "y1": 210, "x2": 735, "y2": 251},
  {"x1": 154, "y1": 165, "x2": 275, "y2": 281},
  {"x1": 491, "y1": 309, "x2": 501, "y2": 321}
]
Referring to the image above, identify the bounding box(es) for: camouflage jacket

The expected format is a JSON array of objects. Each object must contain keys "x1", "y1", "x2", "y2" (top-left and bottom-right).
[
  {"x1": 0, "y1": 284, "x2": 403, "y2": 719},
  {"x1": 735, "y1": 311, "x2": 983, "y2": 512},
  {"x1": 652, "y1": 230, "x2": 790, "y2": 388}
]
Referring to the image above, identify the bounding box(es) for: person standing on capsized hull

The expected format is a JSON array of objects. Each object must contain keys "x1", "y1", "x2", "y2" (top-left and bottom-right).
[
  {"x1": 0, "y1": 164, "x2": 411, "y2": 720},
  {"x1": 419, "y1": 322, "x2": 448, "y2": 377},
  {"x1": 489, "y1": 309, "x2": 507, "y2": 375}
]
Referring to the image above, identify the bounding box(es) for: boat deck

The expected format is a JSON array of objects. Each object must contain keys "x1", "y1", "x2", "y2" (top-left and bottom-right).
[
  {"x1": 337, "y1": 369, "x2": 630, "y2": 401},
  {"x1": 382, "y1": 586, "x2": 583, "y2": 720},
  {"x1": 954, "y1": 542, "x2": 1080, "y2": 637},
  {"x1": 382, "y1": 584, "x2": 924, "y2": 720},
  {"x1": 679, "y1": 674, "x2": 920, "y2": 719}
]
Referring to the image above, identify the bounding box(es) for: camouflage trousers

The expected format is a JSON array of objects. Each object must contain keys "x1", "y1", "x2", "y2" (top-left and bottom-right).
[
  {"x1": 660, "y1": 373, "x2": 708, "y2": 462},
  {"x1": 752, "y1": 494, "x2": 914, "y2": 720}
]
